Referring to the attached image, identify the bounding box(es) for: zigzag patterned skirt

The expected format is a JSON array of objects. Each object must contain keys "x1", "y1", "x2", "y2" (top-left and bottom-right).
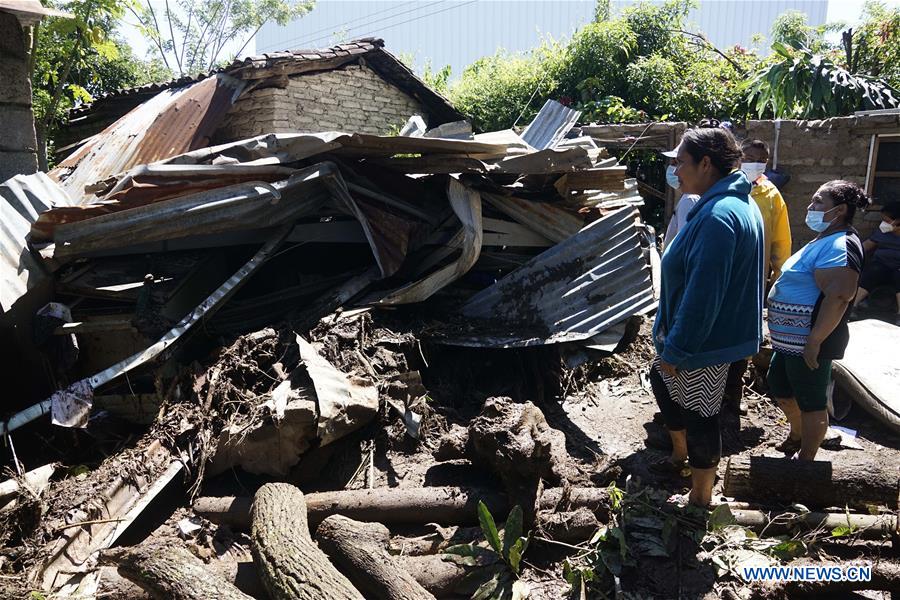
[{"x1": 652, "y1": 356, "x2": 729, "y2": 418}]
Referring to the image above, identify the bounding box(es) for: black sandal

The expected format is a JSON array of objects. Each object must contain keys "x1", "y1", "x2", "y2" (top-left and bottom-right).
[
  {"x1": 649, "y1": 458, "x2": 691, "y2": 478},
  {"x1": 774, "y1": 436, "x2": 801, "y2": 454}
]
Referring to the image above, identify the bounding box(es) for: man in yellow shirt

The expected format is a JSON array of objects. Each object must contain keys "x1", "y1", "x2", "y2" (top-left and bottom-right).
[{"x1": 724, "y1": 139, "x2": 792, "y2": 414}]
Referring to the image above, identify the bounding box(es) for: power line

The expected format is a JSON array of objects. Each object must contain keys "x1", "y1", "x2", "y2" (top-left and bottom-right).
[
  {"x1": 351, "y1": 0, "x2": 478, "y2": 44},
  {"x1": 299, "y1": 0, "x2": 447, "y2": 48},
  {"x1": 284, "y1": 1, "x2": 420, "y2": 45},
  {"x1": 258, "y1": 0, "x2": 446, "y2": 53}
]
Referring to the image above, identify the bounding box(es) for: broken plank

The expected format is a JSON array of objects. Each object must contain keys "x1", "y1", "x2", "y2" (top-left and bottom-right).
[
  {"x1": 554, "y1": 166, "x2": 627, "y2": 196},
  {"x1": 36, "y1": 440, "x2": 184, "y2": 593}
]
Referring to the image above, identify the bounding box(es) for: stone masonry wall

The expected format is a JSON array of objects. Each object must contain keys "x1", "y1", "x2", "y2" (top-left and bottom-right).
[
  {"x1": 216, "y1": 63, "x2": 427, "y2": 142},
  {"x1": 0, "y1": 11, "x2": 39, "y2": 181},
  {"x1": 583, "y1": 114, "x2": 900, "y2": 250}
]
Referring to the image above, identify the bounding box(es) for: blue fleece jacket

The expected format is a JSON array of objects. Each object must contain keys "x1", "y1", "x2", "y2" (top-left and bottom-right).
[{"x1": 653, "y1": 171, "x2": 764, "y2": 370}]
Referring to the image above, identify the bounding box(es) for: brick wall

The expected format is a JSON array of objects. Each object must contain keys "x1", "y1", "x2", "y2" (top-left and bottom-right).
[
  {"x1": 583, "y1": 114, "x2": 900, "y2": 249},
  {"x1": 216, "y1": 63, "x2": 427, "y2": 141},
  {"x1": 0, "y1": 11, "x2": 38, "y2": 181}
]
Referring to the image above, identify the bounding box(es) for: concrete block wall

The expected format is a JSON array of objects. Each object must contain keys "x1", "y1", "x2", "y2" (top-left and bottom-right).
[
  {"x1": 584, "y1": 114, "x2": 900, "y2": 250},
  {"x1": 216, "y1": 64, "x2": 427, "y2": 141},
  {"x1": 740, "y1": 114, "x2": 900, "y2": 248},
  {"x1": 0, "y1": 11, "x2": 38, "y2": 181}
]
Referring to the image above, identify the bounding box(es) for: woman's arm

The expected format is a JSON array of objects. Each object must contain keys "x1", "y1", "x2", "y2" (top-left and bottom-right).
[
  {"x1": 863, "y1": 239, "x2": 877, "y2": 253},
  {"x1": 804, "y1": 266, "x2": 860, "y2": 369}
]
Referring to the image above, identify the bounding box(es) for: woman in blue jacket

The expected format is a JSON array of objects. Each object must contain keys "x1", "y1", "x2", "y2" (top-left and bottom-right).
[{"x1": 650, "y1": 126, "x2": 765, "y2": 508}]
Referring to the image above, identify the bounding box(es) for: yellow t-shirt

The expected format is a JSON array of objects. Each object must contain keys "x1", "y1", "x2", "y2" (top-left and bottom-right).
[{"x1": 750, "y1": 175, "x2": 792, "y2": 282}]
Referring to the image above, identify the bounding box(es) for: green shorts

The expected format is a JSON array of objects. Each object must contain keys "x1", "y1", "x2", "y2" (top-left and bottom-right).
[{"x1": 766, "y1": 351, "x2": 833, "y2": 412}]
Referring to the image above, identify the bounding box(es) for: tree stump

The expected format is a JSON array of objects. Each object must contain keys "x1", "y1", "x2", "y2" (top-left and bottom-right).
[
  {"x1": 251, "y1": 482, "x2": 363, "y2": 600},
  {"x1": 100, "y1": 543, "x2": 252, "y2": 600},
  {"x1": 723, "y1": 455, "x2": 899, "y2": 510},
  {"x1": 316, "y1": 515, "x2": 436, "y2": 600}
]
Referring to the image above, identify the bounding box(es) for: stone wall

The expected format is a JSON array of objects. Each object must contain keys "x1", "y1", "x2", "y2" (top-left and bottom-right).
[
  {"x1": 0, "y1": 12, "x2": 38, "y2": 181},
  {"x1": 582, "y1": 114, "x2": 900, "y2": 249},
  {"x1": 216, "y1": 63, "x2": 427, "y2": 141}
]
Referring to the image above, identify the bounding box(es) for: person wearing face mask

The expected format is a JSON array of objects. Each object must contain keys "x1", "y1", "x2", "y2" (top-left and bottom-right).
[
  {"x1": 767, "y1": 180, "x2": 868, "y2": 460},
  {"x1": 722, "y1": 140, "x2": 793, "y2": 414},
  {"x1": 853, "y1": 201, "x2": 900, "y2": 325},
  {"x1": 649, "y1": 126, "x2": 764, "y2": 508},
  {"x1": 662, "y1": 151, "x2": 700, "y2": 249}
]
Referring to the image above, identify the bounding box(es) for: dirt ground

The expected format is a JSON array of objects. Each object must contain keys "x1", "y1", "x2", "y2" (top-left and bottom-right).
[{"x1": 7, "y1": 313, "x2": 899, "y2": 600}]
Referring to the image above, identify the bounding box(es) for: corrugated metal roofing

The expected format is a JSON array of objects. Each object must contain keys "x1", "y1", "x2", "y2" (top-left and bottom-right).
[
  {"x1": 438, "y1": 207, "x2": 655, "y2": 347},
  {"x1": 521, "y1": 99, "x2": 582, "y2": 150},
  {"x1": 0, "y1": 172, "x2": 75, "y2": 312},
  {"x1": 51, "y1": 74, "x2": 247, "y2": 204}
]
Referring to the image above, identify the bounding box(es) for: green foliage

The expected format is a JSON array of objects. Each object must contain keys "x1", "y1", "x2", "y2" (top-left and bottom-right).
[
  {"x1": 30, "y1": 0, "x2": 169, "y2": 165},
  {"x1": 450, "y1": 40, "x2": 565, "y2": 132},
  {"x1": 851, "y1": 1, "x2": 900, "y2": 88},
  {"x1": 442, "y1": 501, "x2": 531, "y2": 599},
  {"x1": 450, "y1": 0, "x2": 751, "y2": 132},
  {"x1": 770, "y1": 10, "x2": 826, "y2": 52},
  {"x1": 133, "y1": 0, "x2": 315, "y2": 76},
  {"x1": 744, "y1": 41, "x2": 900, "y2": 118},
  {"x1": 422, "y1": 61, "x2": 452, "y2": 97}
]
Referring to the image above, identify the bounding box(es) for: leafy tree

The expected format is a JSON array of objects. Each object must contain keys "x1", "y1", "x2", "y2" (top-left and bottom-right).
[
  {"x1": 849, "y1": 1, "x2": 900, "y2": 88},
  {"x1": 29, "y1": 0, "x2": 166, "y2": 168},
  {"x1": 744, "y1": 41, "x2": 900, "y2": 119},
  {"x1": 450, "y1": 40, "x2": 565, "y2": 133},
  {"x1": 131, "y1": 0, "x2": 316, "y2": 77}
]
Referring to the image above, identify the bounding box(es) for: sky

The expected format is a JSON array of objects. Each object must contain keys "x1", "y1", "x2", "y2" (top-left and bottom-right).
[{"x1": 116, "y1": 0, "x2": 900, "y2": 73}]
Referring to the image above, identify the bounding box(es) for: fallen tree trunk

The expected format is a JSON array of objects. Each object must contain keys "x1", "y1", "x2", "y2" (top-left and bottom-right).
[
  {"x1": 317, "y1": 515, "x2": 436, "y2": 600},
  {"x1": 723, "y1": 455, "x2": 899, "y2": 510},
  {"x1": 731, "y1": 507, "x2": 899, "y2": 540},
  {"x1": 398, "y1": 555, "x2": 480, "y2": 597},
  {"x1": 100, "y1": 543, "x2": 252, "y2": 600},
  {"x1": 195, "y1": 486, "x2": 609, "y2": 531},
  {"x1": 251, "y1": 483, "x2": 363, "y2": 600}
]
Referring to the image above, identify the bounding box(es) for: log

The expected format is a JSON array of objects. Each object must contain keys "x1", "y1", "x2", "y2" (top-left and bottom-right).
[
  {"x1": 100, "y1": 543, "x2": 252, "y2": 600},
  {"x1": 398, "y1": 555, "x2": 480, "y2": 598},
  {"x1": 251, "y1": 483, "x2": 363, "y2": 600},
  {"x1": 195, "y1": 486, "x2": 609, "y2": 531},
  {"x1": 317, "y1": 515, "x2": 436, "y2": 600},
  {"x1": 731, "y1": 507, "x2": 899, "y2": 540},
  {"x1": 723, "y1": 455, "x2": 899, "y2": 510}
]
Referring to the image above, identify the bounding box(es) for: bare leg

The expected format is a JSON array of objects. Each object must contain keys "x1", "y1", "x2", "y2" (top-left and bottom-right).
[
  {"x1": 689, "y1": 467, "x2": 716, "y2": 507},
  {"x1": 776, "y1": 397, "x2": 802, "y2": 441},
  {"x1": 853, "y1": 287, "x2": 870, "y2": 306},
  {"x1": 797, "y1": 410, "x2": 829, "y2": 461},
  {"x1": 669, "y1": 429, "x2": 688, "y2": 463},
  {"x1": 895, "y1": 292, "x2": 900, "y2": 314}
]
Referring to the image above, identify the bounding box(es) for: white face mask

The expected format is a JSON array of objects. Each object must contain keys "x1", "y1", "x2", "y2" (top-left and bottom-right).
[
  {"x1": 665, "y1": 165, "x2": 680, "y2": 190},
  {"x1": 880, "y1": 220, "x2": 896, "y2": 233},
  {"x1": 740, "y1": 162, "x2": 766, "y2": 183}
]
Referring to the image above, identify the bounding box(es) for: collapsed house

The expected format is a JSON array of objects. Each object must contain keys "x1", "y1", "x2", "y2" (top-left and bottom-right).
[{"x1": 2, "y1": 39, "x2": 898, "y2": 600}]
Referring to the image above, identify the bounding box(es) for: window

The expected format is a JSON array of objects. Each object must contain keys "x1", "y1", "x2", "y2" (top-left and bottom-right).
[{"x1": 867, "y1": 134, "x2": 900, "y2": 207}]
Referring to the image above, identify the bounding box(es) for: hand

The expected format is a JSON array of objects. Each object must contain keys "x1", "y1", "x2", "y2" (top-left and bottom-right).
[
  {"x1": 660, "y1": 360, "x2": 679, "y2": 378},
  {"x1": 802, "y1": 340, "x2": 821, "y2": 370}
]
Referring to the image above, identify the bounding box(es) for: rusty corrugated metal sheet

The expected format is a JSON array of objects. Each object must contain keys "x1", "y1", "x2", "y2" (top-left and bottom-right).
[
  {"x1": 482, "y1": 192, "x2": 584, "y2": 243},
  {"x1": 51, "y1": 74, "x2": 246, "y2": 204},
  {"x1": 32, "y1": 164, "x2": 296, "y2": 240},
  {"x1": 521, "y1": 99, "x2": 582, "y2": 151},
  {"x1": 437, "y1": 207, "x2": 655, "y2": 347},
  {"x1": 0, "y1": 172, "x2": 75, "y2": 312}
]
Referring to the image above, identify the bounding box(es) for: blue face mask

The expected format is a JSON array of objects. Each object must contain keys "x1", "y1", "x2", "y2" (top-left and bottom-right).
[
  {"x1": 665, "y1": 165, "x2": 680, "y2": 190},
  {"x1": 805, "y1": 206, "x2": 838, "y2": 232}
]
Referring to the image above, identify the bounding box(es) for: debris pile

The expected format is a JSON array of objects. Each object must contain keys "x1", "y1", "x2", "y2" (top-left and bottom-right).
[{"x1": 2, "y1": 98, "x2": 897, "y2": 600}]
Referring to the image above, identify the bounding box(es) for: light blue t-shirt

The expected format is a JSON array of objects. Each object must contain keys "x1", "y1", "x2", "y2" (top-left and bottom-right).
[{"x1": 768, "y1": 230, "x2": 863, "y2": 356}]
